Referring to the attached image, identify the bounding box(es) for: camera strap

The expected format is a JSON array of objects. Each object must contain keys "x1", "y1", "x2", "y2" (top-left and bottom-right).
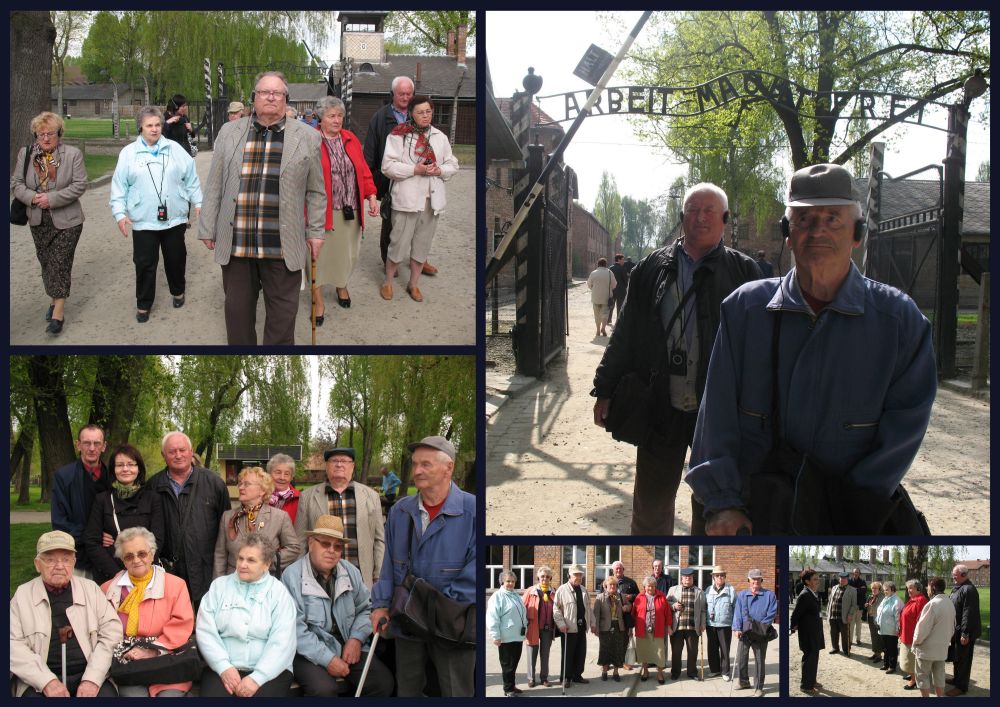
[
  {"x1": 145, "y1": 150, "x2": 169, "y2": 208},
  {"x1": 656, "y1": 272, "x2": 700, "y2": 373}
]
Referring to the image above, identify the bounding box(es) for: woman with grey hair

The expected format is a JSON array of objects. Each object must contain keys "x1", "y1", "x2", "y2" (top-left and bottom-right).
[
  {"x1": 266, "y1": 453, "x2": 301, "y2": 524},
  {"x1": 100, "y1": 526, "x2": 196, "y2": 696},
  {"x1": 487, "y1": 570, "x2": 528, "y2": 696},
  {"x1": 899, "y1": 579, "x2": 929, "y2": 691},
  {"x1": 308, "y1": 95, "x2": 379, "y2": 321},
  {"x1": 592, "y1": 575, "x2": 629, "y2": 681},
  {"x1": 876, "y1": 580, "x2": 902, "y2": 674},
  {"x1": 110, "y1": 105, "x2": 203, "y2": 323}
]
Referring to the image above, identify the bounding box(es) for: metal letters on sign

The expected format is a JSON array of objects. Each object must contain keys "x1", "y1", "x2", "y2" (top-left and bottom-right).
[
  {"x1": 543, "y1": 69, "x2": 944, "y2": 127},
  {"x1": 573, "y1": 44, "x2": 614, "y2": 87}
]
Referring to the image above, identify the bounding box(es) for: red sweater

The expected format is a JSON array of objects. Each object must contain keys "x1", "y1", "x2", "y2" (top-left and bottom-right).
[
  {"x1": 634, "y1": 591, "x2": 673, "y2": 639},
  {"x1": 900, "y1": 594, "x2": 929, "y2": 645},
  {"x1": 316, "y1": 127, "x2": 377, "y2": 230}
]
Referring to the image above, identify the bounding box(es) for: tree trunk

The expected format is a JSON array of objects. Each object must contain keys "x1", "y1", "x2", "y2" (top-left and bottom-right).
[
  {"x1": 10, "y1": 12, "x2": 56, "y2": 175},
  {"x1": 906, "y1": 545, "x2": 929, "y2": 594},
  {"x1": 11, "y1": 422, "x2": 36, "y2": 504},
  {"x1": 27, "y1": 356, "x2": 75, "y2": 503},
  {"x1": 88, "y1": 355, "x2": 147, "y2": 460}
]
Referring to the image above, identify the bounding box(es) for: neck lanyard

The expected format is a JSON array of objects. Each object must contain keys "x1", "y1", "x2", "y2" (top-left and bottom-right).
[{"x1": 145, "y1": 149, "x2": 169, "y2": 207}]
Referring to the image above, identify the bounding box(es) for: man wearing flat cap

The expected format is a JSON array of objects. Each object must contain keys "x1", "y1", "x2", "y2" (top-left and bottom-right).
[
  {"x1": 732, "y1": 569, "x2": 778, "y2": 696},
  {"x1": 10, "y1": 531, "x2": 123, "y2": 697},
  {"x1": 666, "y1": 567, "x2": 707, "y2": 681},
  {"x1": 296, "y1": 447, "x2": 384, "y2": 589},
  {"x1": 553, "y1": 564, "x2": 595, "y2": 688},
  {"x1": 282, "y1": 515, "x2": 393, "y2": 696},
  {"x1": 371, "y1": 435, "x2": 476, "y2": 696},
  {"x1": 827, "y1": 572, "x2": 858, "y2": 656},
  {"x1": 686, "y1": 162, "x2": 936, "y2": 535}
]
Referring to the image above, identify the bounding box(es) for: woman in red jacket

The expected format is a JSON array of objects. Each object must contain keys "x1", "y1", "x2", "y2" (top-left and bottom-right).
[
  {"x1": 521, "y1": 565, "x2": 558, "y2": 687},
  {"x1": 266, "y1": 453, "x2": 301, "y2": 525},
  {"x1": 310, "y1": 96, "x2": 379, "y2": 321},
  {"x1": 633, "y1": 576, "x2": 673, "y2": 684},
  {"x1": 899, "y1": 579, "x2": 929, "y2": 691}
]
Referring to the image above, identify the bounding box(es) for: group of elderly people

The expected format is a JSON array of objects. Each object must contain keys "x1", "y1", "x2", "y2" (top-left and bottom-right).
[
  {"x1": 12, "y1": 80, "x2": 456, "y2": 336},
  {"x1": 487, "y1": 563, "x2": 776, "y2": 696},
  {"x1": 11, "y1": 433, "x2": 474, "y2": 698}
]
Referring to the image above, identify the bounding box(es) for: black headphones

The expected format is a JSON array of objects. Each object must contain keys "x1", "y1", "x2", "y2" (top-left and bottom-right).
[
  {"x1": 722, "y1": 210, "x2": 730, "y2": 224},
  {"x1": 780, "y1": 216, "x2": 865, "y2": 243}
]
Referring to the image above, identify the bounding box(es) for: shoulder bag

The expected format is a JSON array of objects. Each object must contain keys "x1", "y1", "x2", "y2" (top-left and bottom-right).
[
  {"x1": 10, "y1": 145, "x2": 31, "y2": 226},
  {"x1": 110, "y1": 636, "x2": 203, "y2": 686}
]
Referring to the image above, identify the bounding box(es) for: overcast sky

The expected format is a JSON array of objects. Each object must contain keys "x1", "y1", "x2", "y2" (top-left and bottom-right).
[{"x1": 487, "y1": 11, "x2": 990, "y2": 211}]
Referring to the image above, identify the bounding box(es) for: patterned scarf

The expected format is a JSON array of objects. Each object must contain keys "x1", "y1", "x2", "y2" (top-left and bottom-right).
[
  {"x1": 645, "y1": 594, "x2": 656, "y2": 633},
  {"x1": 269, "y1": 487, "x2": 294, "y2": 508},
  {"x1": 228, "y1": 502, "x2": 264, "y2": 540},
  {"x1": 119, "y1": 570, "x2": 154, "y2": 637},
  {"x1": 390, "y1": 122, "x2": 436, "y2": 165},
  {"x1": 113, "y1": 481, "x2": 142, "y2": 499},
  {"x1": 32, "y1": 146, "x2": 58, "y2": 191}
]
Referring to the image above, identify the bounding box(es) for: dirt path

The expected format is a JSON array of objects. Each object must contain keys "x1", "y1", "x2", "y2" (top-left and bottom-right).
[
  {"x1": 486, "y1": 281, "x2": 990, "y2": 536},
  {"x1": 9, "y1": 154, "x2": 475, "y2": 345}
]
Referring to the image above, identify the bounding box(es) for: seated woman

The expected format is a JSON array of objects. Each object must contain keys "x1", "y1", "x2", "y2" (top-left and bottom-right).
[
  {"x1": 592, "y1": 575, "x2": 629, "y2": 682},
  {"x1": 214, "y1": 466, "x2": 300, "y2": 578},
  {"x1": 100, "y1": 526, "x2": 194, "y2": 697},
  {"x1": 633, "y1": 575, "x2": 672, "y2": 684},
  {"x1": 85, "y1": 443, "x2": 163, "y2": 584},
  {"x1": 266, "y1": 454, "x2": 301, "y2": 525},
  {"x1": 196, "y1": 535, "x2": 296, "y2": 697}
]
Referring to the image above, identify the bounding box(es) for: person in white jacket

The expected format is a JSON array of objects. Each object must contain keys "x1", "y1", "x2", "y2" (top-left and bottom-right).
[
  {"x1": 912, "y1": 577, "x2": 956, "y2": 697},
  {"x1": 380, "y1": 95, "x2": 458, "y2": 303},
  {"x1": 587, "y1": 258, "x2": 617, "y2": 337},
  {"x1": 553, "y1": 564, "x2": 596, "y2": 688}
]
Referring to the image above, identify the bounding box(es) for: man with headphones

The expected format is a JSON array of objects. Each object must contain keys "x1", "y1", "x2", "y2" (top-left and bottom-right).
[
  {"x1": 198, "y1": 71, "x2": 325, "y2": 345},
  {"x1": 592, "y1": 183, "x2": 760, "y2": 535},
  {"x1": 686, "y1": 163, "x2": 937, "y2": 535}
]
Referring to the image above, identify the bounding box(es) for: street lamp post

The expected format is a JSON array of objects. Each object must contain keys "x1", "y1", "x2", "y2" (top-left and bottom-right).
[{"x1": 101, "y1": 70, "x2": 120, "y2": 139}]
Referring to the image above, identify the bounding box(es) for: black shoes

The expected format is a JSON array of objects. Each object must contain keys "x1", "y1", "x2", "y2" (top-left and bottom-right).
[
  {"x1": 46, "y1": 318, "x2": 63, "y2": 334},
  {"x1": 136, "y1": 310, "x2": 150, "y2": 323},
  {"x1": 45, "y1": 304, "x2": 54, "y2": 322},
  {"x1": 336, "y1": 288, "x2": 351, "y2": 308},
  {"x1": 173, "y1": 294, "x2": 185, "y2": 308}
]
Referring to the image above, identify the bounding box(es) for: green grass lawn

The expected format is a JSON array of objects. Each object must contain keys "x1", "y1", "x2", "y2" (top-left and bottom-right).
[
  {"x1": 9, "y1": 485, "x2": 50, "y2": 512},
  {"x1": 84, "y1": 154, "x2": 118, "y2": 180},
  {"x1": 452, "y1": 142, "x2": 475, "y2": 166},
  {"x1": 10, "y1": 523, "x2": 51, "y2": 597},
  {"x1": 62, "y1": 118, "x2": 118, "y2": 140}
]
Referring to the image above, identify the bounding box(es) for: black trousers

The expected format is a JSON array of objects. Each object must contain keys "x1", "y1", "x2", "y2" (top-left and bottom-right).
[
  {"x1": 951, "y1": 637, "x2": 975, "y2": 691},
  {"x1": 133, "y1": 224, "x2": 187, "y2": 310},
  {"x1": 498, "y1": 641, "x2": 523, "y2": 692},
  {"x1": 199, "y1": 667, "x2": 293, "y2": 697},
  {"x1": 881, "y1": 634, "x2": 899, "y2": 671},
  {"x1": 560, "y1": 629, "x2": 587, "y2": 681},
  {"x1": 736, "y1": 638, "x2": 767, "y2": 688},
  {"x1": 632, "y1": 411, "x2": 698, "y2": 535},
  {"x1": 221, "y1": 256, "x2": 301, "y2": 345},
  {"x1": 670, "y1": 629, "x2": 699, "y2": 678},
  {"x1": 707, "y1": 626, "x2": 732, "y2": 675},
  {"x1": 829, "y1": 619, "x2": 851, "y2": 653},
  {"x1": 800, "y1": 648, "x2": 819, "y2": 689},
  {"x1": 868, "y1": 617, "x2": 884, "y2": 653},
  {"x1": 379, "y1": 195, "x2": 393, "y2": 263},
  {"x1": 292, "y1": 652, "x2": 393, "y2": 697}
]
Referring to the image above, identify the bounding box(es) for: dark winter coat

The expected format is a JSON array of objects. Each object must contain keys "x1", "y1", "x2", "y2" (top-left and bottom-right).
[
  {"x1": 50, "y1": 459, "x2": 110, "y2": 572},
  {"x1": 362, "y1": 102, "x2": 402, "y2": 199},
  {"x1": 83, "y1": 485, "x2": 165, "y2": 585},
  {"x1": 162, "y1": 112, "x2": 193, "y2": 156},
  {"x1": 790, "y1": 588, "x2": 825, "y2": 653},
  {"x1": 951, "y1": 580, "x2": 981, "y2": 641}
]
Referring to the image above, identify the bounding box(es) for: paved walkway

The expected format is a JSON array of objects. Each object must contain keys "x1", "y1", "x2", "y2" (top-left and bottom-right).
[
  {"x1": 10, "y1": 511, "x2": 50, "y2": 524},
  {"x1": 484, "y1": 627, "x2": 778, "y2": 697}
]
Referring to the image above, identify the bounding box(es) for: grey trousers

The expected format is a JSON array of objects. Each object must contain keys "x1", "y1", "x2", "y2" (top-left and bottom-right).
[
  {"x1": 526, "y1": 627, "x2": 556, "y2": 682},
  {"x1": 221, "y1": 257, "x2": 301, "y2": 345}
]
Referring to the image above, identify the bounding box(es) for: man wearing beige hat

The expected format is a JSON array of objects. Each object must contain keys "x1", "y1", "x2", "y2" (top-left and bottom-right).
[
  {"x1": 705, "y1": 565, "x2": 737, "y2": 679},
  {"x1": 553, "y1": 564, "x2": 595, "y2": 688},
  {"x1": 227, "y1": 101, "x2": 245, "y2": 122},
  {"x1": 371, "y1": 435, "x2": 475, "y2": 696},
  {"x1": 9, "y1": 531, "x2": 123, "y2": 697},
  {"x1": 282, "y1": 515, "x2": 393, "y2": 696},
  {"x1": 296, "y1": 447, "x2": 384, "y2": 589},
  {"x1": 687, "y1": 162, "x2": 936, "y2": 535}
]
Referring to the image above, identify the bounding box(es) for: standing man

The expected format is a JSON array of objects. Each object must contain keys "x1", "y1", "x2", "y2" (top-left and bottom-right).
[
  {"x1": 295, "y1": 448, "x2": 384, "y2": 589},
  {"x1": 552, "y1": 564, "x2": 594, "y2": 688},
  {"x1": 665, "y1": 567, "x2": 706, "y2": 681},
  {"x1": 50, "y1": 424, "x2": 109, "y2": 579},
  {"x1": 147, "y1": 431, "x2": 230, "y2": 609},
  {"x1": 370, "y1": 436, "x2": 475, "y2": 697},
  {"x1": 226, "y1": 101, "x2": 245, "y2": 122},
  {"x1": 379, "y1": 465, "x2": 402, "y2": 503},
  {"x1": 611, "y1": 561, "x2": 640, "y2": 670},
  {"x1": 593, "y1": 183, "x2": 760, "y2": 534},
  {"x1": 587, "y1": 258, "x2": 617, "y2": 337},
  {"x1": 687, "y1": 163, "x2": 936, "y2": 535},
  {"x1": 732, "y1": 569, "x2": 778, "y2": 696},
  {"x1": 947, "y1": 564, "x2": 981, "y2": 696},
  {"x1": 363, "y1": 75, "x2": 438, "y2": 275},
  {"x1": 790, "y1": 569, "x2": 824, "y2": 694},
  {"x1": 827, "y1": 572, "x2": 858, "y2": 656},
  {"x1": 754, "y1": 249, "x2": 774, "y2": 277},
  {"x1": 848, "y1": 568, "x2": 868, "y2": 645},
  {"x1": 608, "y1": 253, "x2": 629, "y2": 325},
  {"x1": 198, "y1": 70, "x2": 326, "y2": 345},
  {"x1": 705, "y1": 565, "x2": 736, "y2": 680}
]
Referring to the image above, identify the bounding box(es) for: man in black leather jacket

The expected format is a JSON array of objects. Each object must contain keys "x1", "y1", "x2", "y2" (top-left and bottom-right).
[{"x1": 592, "y1": 183, "x2": 759, "y2": 534}]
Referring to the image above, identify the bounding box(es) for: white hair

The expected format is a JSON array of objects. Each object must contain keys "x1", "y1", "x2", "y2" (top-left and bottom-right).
[
  {"x1": 161, "y1": 431, "x2": 193, "y2": 452},
  {"x1": 683, "y1": 182, "x2": 729, "y2": 213},
  {"x1": 391, "y1": 76, "x2": 414, "y2": 94},
  {"x1": 114, "y1": 526, "x2": 158, "y2": 559}
]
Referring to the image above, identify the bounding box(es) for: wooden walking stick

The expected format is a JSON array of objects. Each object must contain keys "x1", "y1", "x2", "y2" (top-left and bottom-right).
[
  {"x1": 700, "y1": 630, "x2": 705, "y2": 681},
  {"x1": 310, "y1": 254, "x2": 317, "y2": 346}
]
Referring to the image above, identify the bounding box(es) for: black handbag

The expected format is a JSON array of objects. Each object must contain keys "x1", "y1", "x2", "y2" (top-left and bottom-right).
[
  {"x1": 388, "y1": 513, "x2": 475, "y2": 648},
  {"x1": 110, "y1": 637, "x2": 204, "y2": 686},
  {"x1": 10, "y1": 145, "x2": 30, "y2": 226}
]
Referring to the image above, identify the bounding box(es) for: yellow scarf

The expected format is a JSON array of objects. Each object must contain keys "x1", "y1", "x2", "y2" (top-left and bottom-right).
[
  {"x1": 119, "y1": 569, "x2": 154, "y2": 636},
  {"x1": 539, "y1": 582, "x2": 551, "y2": 602}
]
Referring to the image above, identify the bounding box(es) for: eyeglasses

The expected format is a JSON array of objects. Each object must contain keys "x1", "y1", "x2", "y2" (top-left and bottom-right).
[
  {"x1": 313, "y1": 538, "x2": 345, "y2": 552},
  {"x1": 123, "y1": 550, "x2": 151, "y2": 563},
  {"x1": 36, "y1": 131, "x2": 59, "y2": 139},
  {"x1": 237, "y1": 480, "x2": 261, "y2": 488},
  {"x1": 256, "y1": 89, "x2": 286, "y2": 99},
  {"x1": 114, "y1": 461, "x2": 139, "y2": 469},
  {"x1": 328, "y1": 459, "x2": 352, "y2": 466},
  {"x1": 39, "y1": 555, "x2": 74, "y2": 566},
  {"x1": 412, "y1": 109, "x2": 433, "y2": 117}
]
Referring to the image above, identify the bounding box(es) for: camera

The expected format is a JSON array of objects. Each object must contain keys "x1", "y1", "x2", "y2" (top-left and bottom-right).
[
  {"x1": 424, "y1": 158, "x2": 434, "y2": 165},
  {"x1": 667, "y1": 347, "x2": 687, "y2": 376},
  {"x1": 157, "y1": 204, "x2": 168, "y2": 222},
  {"x1": 342, "y1": 205, "x2": 355, "y2": 221},
  {"x1": 520, "y1": 626, "x2": 526, "y2": 637}
]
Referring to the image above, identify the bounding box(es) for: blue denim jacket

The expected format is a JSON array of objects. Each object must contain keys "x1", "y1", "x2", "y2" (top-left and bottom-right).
[
  {"x1": 372, "y1": 483, "x2": 475, "y2": 612},
  {"x1": 706, "y1": 583, "x2": 737, "y2": 627},
  {"x1": 687, "y1": 264, "x2": 936, "y2": 514}
]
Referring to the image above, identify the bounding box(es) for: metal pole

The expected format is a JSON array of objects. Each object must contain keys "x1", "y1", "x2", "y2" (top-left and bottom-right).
[
  {"x1": 110, "y1": 78, "x2": 119, "y2": 139},
  {"x1": 203, "y1": 58, "x2": 214, "y2": 148},
  {"x1": 971, "y1": 272, "x2": 989, "y2": 390},
  {"x1": 936, "y1": 102, "x2": 968, "y2": 378},
  {"x1": 485, "y1": 11, "x2": 653, "y2": 285}
]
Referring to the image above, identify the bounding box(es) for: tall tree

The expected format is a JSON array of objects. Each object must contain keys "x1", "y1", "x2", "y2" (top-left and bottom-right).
[
  {"x1": 385, "y1": 10, "x2": 476, "y2": 54},
  {"x1": 51, "y1": 10, "x2": 92, "y2": 116},
  {"x1": 27, "y1": 356, "x2": 76, "y2": 502},
  {"x1": 593, "y1": 170, "x2": 623, "y2": 246},
  {"x1": 621, "y1": 196, "x2": 659, "y2": 259},
  {"x1": 87, "y1": 355, "x2": 147, "y2": 459},
  {"x1": 906, "y1": 545, "x2": 929, "y2": 592},
  {"x1": 10, "y1": 12, "x2": 56, "y2": 174},
  {"x1": 976, "y1": 160, "x2": 990, "y2": 182}
]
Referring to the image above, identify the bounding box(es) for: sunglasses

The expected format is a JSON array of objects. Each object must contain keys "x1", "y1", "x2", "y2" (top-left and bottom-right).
[{"x1": 123, "y1": 550, "x2": 151, "y2": 563}]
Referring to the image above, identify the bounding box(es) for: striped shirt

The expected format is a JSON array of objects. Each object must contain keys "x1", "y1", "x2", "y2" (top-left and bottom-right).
[
  {"x1": 324, "y1": 483, "x2": 358, "y2": 567},
  {"x1": 232, "y1": 119, "x2": 285, "y2": 259}
]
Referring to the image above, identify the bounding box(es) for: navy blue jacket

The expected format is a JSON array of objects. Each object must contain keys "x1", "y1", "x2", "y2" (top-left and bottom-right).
[{"x1": 50, "y1": 459, "x2": 109, "y2": 571}]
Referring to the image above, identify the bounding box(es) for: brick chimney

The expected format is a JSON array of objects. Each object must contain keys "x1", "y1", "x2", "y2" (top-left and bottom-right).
[
  {"x1": 869, "y1": 548, "x2": 877, "y2": 564},
  {"x1": 457, "y1": 24, "x2": 467, "y2": 67},
  {"x1": 447, "y1": 30, "x2": 456, "y2": 57},
  {"x1": 415, "y1": 61, "x2": 422, "y2": 89},
  {"x1": 883, "y1": 549, "x2": 890, "y2": 564}
]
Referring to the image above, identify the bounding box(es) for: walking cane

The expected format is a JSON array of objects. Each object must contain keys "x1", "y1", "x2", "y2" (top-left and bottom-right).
[
  {"x1": 354, "y1": 617, "x2": 387, "y2": 697},
  {"x1": 700, "y1": 631, "x2": 705, "y2": 681},
  {"x1": 728, "y1": 637, "x2": 741, "y2": 698},
  {"x1": 310, "y1": 254, "x2": 317, "y2": 346},
  {"x1": 58, "y1": 625, "x2": 74, "y2": 687},
  {"x1": 560, "y1": 631, "x2": 569, "y2": 696}
]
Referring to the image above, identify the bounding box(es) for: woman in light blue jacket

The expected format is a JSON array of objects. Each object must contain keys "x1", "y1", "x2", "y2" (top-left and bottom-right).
[
  {"x1": 875, "y1": 580, "x2": 903, "y2": 674},
  {"x1": 196, "y1": 535, "x2": 295, "y2": 697},
  {"x1": 487, "y1": 571, "x2": 528, "y2": 696},
  {"x1": 109, "y1": 106, "x2": 202, "y2": 323}
]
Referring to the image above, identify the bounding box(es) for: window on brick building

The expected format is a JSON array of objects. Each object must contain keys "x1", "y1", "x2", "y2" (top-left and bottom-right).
[
  {"x1": 561, "y1": 545, "x2": 587, "y2": 584},
  {"x1": 687, "y1": 545, "x2": 716, "y2": 589},
  {"x1": 511, "y1": 546, "x2": 534, "y2": 589},
  {"x1": 487, "y1": 545, "x2": 504, "y2": 589},
  {"x1": 593, "y1": 545, "x2": 622, "y2": 591},
  {"x1": 654, "y1": 545, "x2": 681, "y2": 584}
]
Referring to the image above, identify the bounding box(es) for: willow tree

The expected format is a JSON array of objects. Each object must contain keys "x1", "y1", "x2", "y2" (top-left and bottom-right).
[
  {"x1": 236, "y1": 356, "x2": 311, "y2": 451},
  {"x1": 170, "y1": 356, "x2": 250, "y2": 468},
  {"x1": 593, "y1": 171, "x2": 623, "y2": 247},
  {"x1": 620, "y1": 10, "x2": 990, "y2": 175},
  {"x1": 385, "y1": 10, "x2": 476, "y2": 54}
]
